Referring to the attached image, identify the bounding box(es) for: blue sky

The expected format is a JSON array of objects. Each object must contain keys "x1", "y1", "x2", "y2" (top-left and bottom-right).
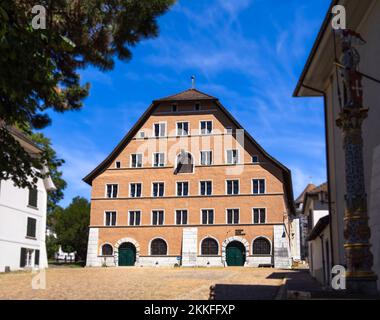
[{"x1": 43, "y1": 0, "x2": 331, "y2": 207}]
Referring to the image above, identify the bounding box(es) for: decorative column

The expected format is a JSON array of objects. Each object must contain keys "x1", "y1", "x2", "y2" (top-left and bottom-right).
[{"x1": 335, "y1": 29, "x2": 377, "y2": 294}]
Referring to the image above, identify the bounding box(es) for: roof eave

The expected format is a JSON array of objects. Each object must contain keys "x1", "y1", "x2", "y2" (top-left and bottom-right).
[{"x1": 293, "y1": 0, "x2": 338, "y2": 98}]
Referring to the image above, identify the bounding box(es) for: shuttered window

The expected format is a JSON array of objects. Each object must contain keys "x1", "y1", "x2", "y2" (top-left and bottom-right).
[
  {"x1": 26, "y1": 217, "x2": 37, "y2": 238},
  {"x1": 28, "y1": 188, "x2": 38, "y2": 208}
]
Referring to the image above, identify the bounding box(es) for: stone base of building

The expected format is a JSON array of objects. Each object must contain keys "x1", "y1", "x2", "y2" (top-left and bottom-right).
[{"x1": 86, "y1": 225, "x2": 292, "y2": 269}]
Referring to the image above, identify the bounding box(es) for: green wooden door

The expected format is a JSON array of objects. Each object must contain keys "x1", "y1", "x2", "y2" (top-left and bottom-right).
[
  {"x1": 118, "y1": 243, "x2": 136, "y2": 266},
  {"x1": 226, "y1": 241, "x2": 245, "y2": 266}
]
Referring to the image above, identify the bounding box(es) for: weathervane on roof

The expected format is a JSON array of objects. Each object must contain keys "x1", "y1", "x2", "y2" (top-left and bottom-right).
[{"x1": 191, "y1": 75, "x2": 195, "y2": 89}]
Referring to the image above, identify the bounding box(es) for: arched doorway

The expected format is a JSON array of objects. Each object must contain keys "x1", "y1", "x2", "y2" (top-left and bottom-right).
[
  {"x1": 226, "y1": 241, "x2": 246, "y2": 266},
  {"x1": 118, "y1": 242, "x2": 136, "y2": 266}
]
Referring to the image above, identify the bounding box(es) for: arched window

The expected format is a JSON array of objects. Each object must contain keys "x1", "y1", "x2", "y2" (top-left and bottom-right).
[
  {"x1": 101, "y1": 244, "x2": 113, "y2": 256},
  {"x1": 252, "y1": 238, "x2": 271, "y2": 255},
  {"x1": 151, "y1": 239, "x2": 167, "y2": 255},
  {"x1": 201, "y1": 238, "x2": 218, "y2": 255},
  {"x1": 174, "y1": 151, "x2": 193, "y2": 174}
]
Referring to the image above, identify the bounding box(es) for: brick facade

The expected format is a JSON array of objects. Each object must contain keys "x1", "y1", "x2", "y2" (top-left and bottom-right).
[{"x1": 84, "y1": 89, "x2": 294, "y2": 268}]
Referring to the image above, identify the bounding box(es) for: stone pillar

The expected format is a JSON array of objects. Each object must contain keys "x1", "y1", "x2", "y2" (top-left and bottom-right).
[
  {"x1": 273, "y1": 225, "x2": 291, "y2": 269},
  {"x1": 181, "y1": 228, "x2": 198, "y2": 267},
  {"x1": 86, "y1": 227, "x2": 101, "y2": 267}
]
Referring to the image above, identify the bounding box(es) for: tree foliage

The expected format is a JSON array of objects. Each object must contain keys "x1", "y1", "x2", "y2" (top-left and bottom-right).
[
  {"x1": 0, "y1": 0, "x2": 175, "y2": 188},
  {"x1": 52, "y1": 197, "x2": 90, "y2": 261}
]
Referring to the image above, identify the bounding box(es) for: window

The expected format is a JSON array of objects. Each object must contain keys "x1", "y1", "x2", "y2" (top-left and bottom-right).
[
  {"x1": 177, "y1": 182, "x2": 189, "y2": 196},
  {"x1": 151, "y1": 238, "x2": 167, "y2": 255},
  {"x1": 174, "y1": 152, "x2": 193, "y2": 174},
  {"x1": 153, "y1": 123, "x2": 166, "y2": 137},
  {"x1": 26, "y1": 217, "x2": 36, "y2": 238},
  {"x1": 152, "y1": 210, "x2": 164, "y2": 225},
  {"x1": 153, "y1": 153, "x2": 165, "y2": 167},
  {"x1": 102, "y1": 244, "x2": 113, "y2": 256},
  {"x1": 195, "y1": 103, "x2": 200, "y2": 111},
  {"x1": 201, "y1": 209, "x2": 214, "y2": 224},
  {"x1": 115, "y1": 161, "x2": 121, "y2": 168},
  {"x1": 130, "y1": 183, "x2": 142, "y2": 198},
  {"x1": 129, "y1": 211, "x2": 141, "y2": 226},
  {"x1": 139, "y1": 131, "x2": 145, "y2": 138},
  {"x1": 176, "y1": 210, "x2": 188, "y2": 225},
  {"x1": 200, "y1": 181, "x2": 212, "y2": 196},
  {"x1": 226, "y1": 180, "x2": 239, "y2": 195},
  {"x1": 131, "y1": 154, "x2": 142, "y2": 168},
  {"x1": 28, "y1": 188, "x2": 38, "y2": 208},
  {"x1": 252, "y1": 155, "x2": 259, "y2": 163},
  {"x1": 226, "y1": 126, "x2": 233, "y2": 134},
  {"x1": 172, "y1": 104, "x2": 178, "y2": 112},
  {"x1": 252, "y1": 179, "x2": 266, "y2": 194},
  {"x1": 200, "y1": 121, "x2": 212, "y2": 135},
  {"x1": 105, "y1": 211, "x2": 116, "y2": 226},
  {"x1": 201, "y1": 238, "x2": 218, "y2": 255},
  {"x1": 106, "y1": 184, "x2": 118, "y2": 198},
  {"x1": 253, "y1": 208, "x2": 266, "y2": 224},
  {"x1": 176, "y1": 122, "x2": 189, "y2": 136},
  {"x1": 227, "y1": 209, "x2": 239, "y2": 224},
  {"x1": 152, "y1": 182, "x2": 164, "y2": 197},
  {"x1": 20, "y1": 248, "x2": 33, "y2": 268},
  {"x1": 200, "y1": 151, "x2": 212, "y2": 165},
  {"x1": 226, "y1": 149, "x2": 239, "y2": 164},
  {"x1": 252, "y1": 238, "x2": 271, "y2": 255}
]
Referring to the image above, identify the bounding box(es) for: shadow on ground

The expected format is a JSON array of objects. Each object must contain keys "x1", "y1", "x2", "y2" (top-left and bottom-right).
[{"x1": 212, "y1": 284, "x2": 280, "y2": 300}]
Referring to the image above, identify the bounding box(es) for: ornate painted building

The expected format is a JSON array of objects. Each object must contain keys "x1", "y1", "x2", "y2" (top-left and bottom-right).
[
  {"x1": 84, "y1": 88, "x2": 294, "y2": 268},
  {"x1": 294, "y1": 0, "x2": 380, "y2": 292}
]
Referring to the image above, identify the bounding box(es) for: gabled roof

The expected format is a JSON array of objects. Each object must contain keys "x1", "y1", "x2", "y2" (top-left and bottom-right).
[
  {"x1": 302, "y1": 182, "x2": 329, "y2": 215},
  {"x1": 82, "y1": 88, "x2": 295, "y2": 214},
  {"x1": 154, "y1": 88, "x2": 217, "y2": 102},
  {"x1": 295, "y1": 183, "x2": 317, "y2": 204}
]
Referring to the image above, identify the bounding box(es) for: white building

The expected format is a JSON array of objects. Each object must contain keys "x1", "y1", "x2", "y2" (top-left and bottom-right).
[
  {"x1": 302, "y1": 183, "x2": 331, "y2": 286},
  {"x1": 294, "y1": 0, "x2": 380, "y2": 291},
  {"x1": 0, "y1": 126, "x2": 56, "y2": 272}
]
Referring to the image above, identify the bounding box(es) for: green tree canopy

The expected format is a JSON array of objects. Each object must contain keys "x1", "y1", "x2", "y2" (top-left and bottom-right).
[
  {"x1": 0, "y1": 0, "x2": 175, "y2": 188},
  {"x1": 53, "y1": 197, "x2": 90, "y2": 261}
]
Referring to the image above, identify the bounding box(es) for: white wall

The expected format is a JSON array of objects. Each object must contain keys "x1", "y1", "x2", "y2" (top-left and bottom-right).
[{"x1": 0, "y1": 178, "x2": 48, "y2": 272}]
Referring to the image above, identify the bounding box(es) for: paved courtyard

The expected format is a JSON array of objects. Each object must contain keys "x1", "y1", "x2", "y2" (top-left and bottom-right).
[{"x1": 0, "y1": 267, "x2": 290, "y2": 300}]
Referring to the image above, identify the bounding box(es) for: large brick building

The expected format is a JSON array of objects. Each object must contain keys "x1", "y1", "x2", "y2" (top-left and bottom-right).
[{"x1": 83, "y1": 88, "x2": 294, "y2": 268}]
